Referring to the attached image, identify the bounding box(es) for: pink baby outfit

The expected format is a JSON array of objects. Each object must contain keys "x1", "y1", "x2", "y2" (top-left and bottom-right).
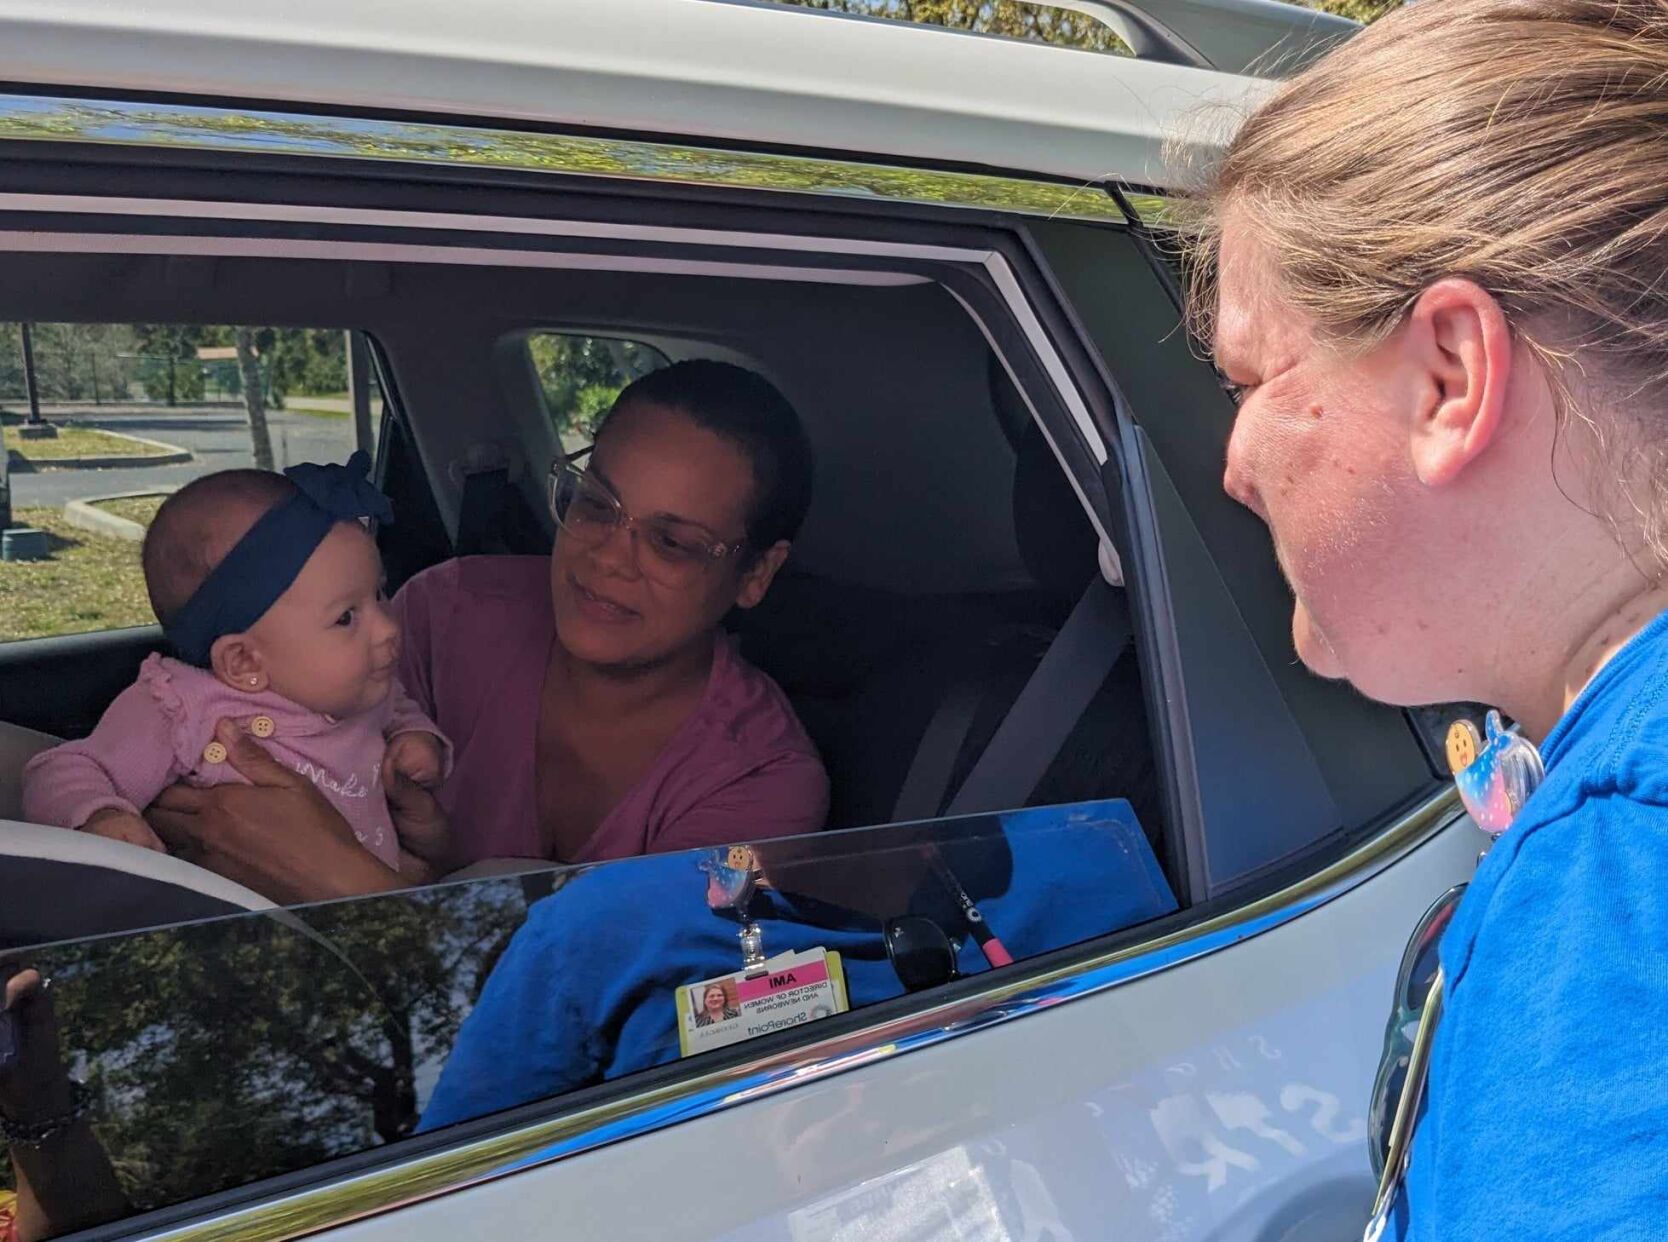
[
  {"x1": 392, "y1": 556, "x2": 829, "y2": 867},
  {"x1": 21, "y1": 654, "x2": 450, "y2": 868}
]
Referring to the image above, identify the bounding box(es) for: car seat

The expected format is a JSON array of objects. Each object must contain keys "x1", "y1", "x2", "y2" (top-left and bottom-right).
[{"x1": 736, "y1": 425, "x2": 1161, "y2": 852}]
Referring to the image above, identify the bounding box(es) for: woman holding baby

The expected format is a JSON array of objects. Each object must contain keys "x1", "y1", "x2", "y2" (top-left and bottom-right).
[{"x1": 26, "y1": 359, "x2": 826, "y2": 902}]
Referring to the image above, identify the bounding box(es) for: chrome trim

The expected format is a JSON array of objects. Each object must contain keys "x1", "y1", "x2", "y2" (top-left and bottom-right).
[
  {"x1": 0, "y1": 93, "x2": 1126, "y2": 224},
  {"x1": 152, "y1": 787, "x2": 1463, "y2": 1241}
]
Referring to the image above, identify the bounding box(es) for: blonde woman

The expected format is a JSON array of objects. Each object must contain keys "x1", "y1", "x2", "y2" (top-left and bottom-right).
[{"x1": 1186, "y1": 0, "x2": 1668, "y2": 1236}]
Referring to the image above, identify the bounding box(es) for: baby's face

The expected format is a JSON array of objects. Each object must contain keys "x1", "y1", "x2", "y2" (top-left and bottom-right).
[{"x1": 247, "y1": 522, "x2": 398, "y2": 718}]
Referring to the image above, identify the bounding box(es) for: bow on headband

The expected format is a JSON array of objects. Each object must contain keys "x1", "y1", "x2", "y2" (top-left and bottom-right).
[{"x1": 164, "y1": 451, "x2": 395, "y2": 667}]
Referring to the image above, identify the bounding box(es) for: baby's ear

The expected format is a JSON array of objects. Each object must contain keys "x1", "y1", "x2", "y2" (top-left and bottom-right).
[{"x1": 211, "y1": 635, "x2": 269, "y2": 693}]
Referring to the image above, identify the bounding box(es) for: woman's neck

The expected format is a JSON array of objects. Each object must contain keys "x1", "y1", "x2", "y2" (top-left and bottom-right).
[
  {"x1": 1498, "y1": 573, "x2": 1668, "y2": 743},
  {"x1": 547, "y1": 630, "x2": 717, "y2": 719}
]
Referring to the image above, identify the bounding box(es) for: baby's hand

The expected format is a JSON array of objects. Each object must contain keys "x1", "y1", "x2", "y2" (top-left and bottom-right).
[
  {"x1": 385, "y1": 731, "x2": 445, "y2": 790},
  {"x1": 81, "y1": 808, "x2": 165, "y2": 852}
]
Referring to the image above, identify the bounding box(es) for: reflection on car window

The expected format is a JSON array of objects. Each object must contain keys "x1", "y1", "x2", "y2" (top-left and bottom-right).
[
  {"x1": 0, "y1": 800, "x2": 1172, "y2": 1226},
  {"x1": 0, "y1": 322, "x2": 381, "y2": 644}
]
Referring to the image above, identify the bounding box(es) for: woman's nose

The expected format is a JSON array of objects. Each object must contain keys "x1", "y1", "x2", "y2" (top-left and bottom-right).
[
  {"x1": 1222, "y1": 416, "x2": 1261, "y2": 514},
  {"x1": 590, "y1": 520, "x2": 644, "y2": 578}
]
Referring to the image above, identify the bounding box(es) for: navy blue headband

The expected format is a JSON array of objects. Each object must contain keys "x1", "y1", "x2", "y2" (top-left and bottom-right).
[{"x1": 164, "y1": 451, "x2": 394, "y2": 667}]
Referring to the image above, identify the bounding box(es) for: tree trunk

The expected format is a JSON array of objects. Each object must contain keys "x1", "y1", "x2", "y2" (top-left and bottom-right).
[{"x1": 235, "y1": 328, "x2": 275, "y2": 471}]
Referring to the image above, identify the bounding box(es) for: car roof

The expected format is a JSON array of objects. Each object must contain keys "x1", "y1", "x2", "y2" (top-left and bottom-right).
[{"x1": 0, "y1": 0, "x2": 1343, "y2": 188}]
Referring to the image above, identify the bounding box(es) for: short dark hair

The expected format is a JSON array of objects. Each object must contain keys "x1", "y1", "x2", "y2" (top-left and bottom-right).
[{"x1": 602, "y1": 360, "x2": 815, "y2": 549}]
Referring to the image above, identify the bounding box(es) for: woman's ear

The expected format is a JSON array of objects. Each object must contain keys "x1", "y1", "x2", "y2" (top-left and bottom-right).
[
  {"x1": 733, "y1": 541, "x2": 791, "y2": 611},
  {"x1": 210, "y1": 635, "x2": 269, "y2": 693},
  {"x1": 1406, "y1": 278, "x2": 1515, "y2": 488}
]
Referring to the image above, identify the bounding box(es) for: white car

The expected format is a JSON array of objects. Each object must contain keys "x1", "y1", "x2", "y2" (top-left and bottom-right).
[{"x1": 0, "y1": 2, "x2": 1482, "y2": 1239}]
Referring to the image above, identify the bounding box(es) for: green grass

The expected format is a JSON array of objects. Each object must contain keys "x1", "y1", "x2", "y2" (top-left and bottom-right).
[
  {"x1": 7, "y1": 426, "x2": 157, "y2": 462},
  {"x1": 0, "y1": 508, "x2": 154, "y2": 642},
  {"x1": 284, "y1": 403, "x2": 350, "y2": 420},
  {"x1": 92, "y1": 494, "x2": 167, "y2": 527}
]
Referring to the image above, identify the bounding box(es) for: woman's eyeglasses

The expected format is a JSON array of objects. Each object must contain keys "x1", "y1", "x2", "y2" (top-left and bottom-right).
[{"x1": 548, "y1": 461, "x2": 749, "y2": 588}]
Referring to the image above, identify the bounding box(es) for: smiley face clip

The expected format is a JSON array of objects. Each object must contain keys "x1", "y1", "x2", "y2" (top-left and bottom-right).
[{"x1": 1449, "y1": 711, "x2": 1544, "y2": 838}]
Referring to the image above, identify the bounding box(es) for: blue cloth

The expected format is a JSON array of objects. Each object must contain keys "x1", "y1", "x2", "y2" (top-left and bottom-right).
[
  {"x1": 1392, "y1": 609, "x2": 1668, "y2": 1240},
  {"x1": 165, "y1": 451, "x2": 393, "y2": 666},
  {"x1": 420, "y1": 799, "x2": 1175, "y2": 1132}
]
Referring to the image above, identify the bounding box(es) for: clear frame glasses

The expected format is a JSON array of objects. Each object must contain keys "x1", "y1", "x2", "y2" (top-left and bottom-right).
[{"x1": 547, "y1": 461, "x2": 749, "y2": 588}]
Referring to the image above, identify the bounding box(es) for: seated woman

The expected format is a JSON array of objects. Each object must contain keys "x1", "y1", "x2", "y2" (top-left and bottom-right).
[
  {"x1": 147, "y1": 360, "x2": 828, "y2": 896},
  {"x1": 394, "y1": 360, "x2": 826, "y2": 866}
]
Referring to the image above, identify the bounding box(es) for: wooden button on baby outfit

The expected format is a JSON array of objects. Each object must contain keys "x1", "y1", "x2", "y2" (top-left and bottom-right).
[
  {"x1": 1445, "y1": 718, "x2": 1483, "y2": 776},
  {"x1": 202, "y1": 741, "x2": 228, "y2": 765},
  {"x1": 250, "y1": 715, "x2": 276, "y2": 739}
]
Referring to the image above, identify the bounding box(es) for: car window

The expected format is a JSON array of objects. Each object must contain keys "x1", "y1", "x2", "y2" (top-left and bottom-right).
[
  {"x1": 0, "y1": 802, "x2": 1174, "y2": 1227},
  {"x1": 525, "y1": 333, "x2": 668, "y2": 451},
  {"x1": 0, "y1": 323, "x2": 382, "y2": 644}
]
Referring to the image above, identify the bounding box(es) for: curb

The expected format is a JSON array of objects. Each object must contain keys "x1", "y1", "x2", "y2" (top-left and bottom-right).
[
  {"x1": 7, "y1": 426, "x2": 193, "y2": 471},
  {"x1": 63, "y1": 488, "x2": 177, "y2": 543}
]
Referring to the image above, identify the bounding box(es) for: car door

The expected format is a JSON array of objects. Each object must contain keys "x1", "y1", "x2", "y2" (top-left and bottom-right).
[{"x1": 0, "y1": 95, "x2": 1482, "y2": 1242}]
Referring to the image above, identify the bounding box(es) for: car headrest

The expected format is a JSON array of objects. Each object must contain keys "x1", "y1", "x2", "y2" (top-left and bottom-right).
[{"x1": 1011, "y1": 422, "x2": 1099, "y2": 605}]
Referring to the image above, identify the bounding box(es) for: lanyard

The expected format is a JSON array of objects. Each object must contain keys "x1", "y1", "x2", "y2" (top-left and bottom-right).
[{"x1": 1362, "y1": 712, "x2": 1543, "y2": 1240}]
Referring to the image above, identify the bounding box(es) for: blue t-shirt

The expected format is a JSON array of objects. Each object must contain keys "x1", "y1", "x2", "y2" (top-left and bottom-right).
[
  {"x1": 420, "y1": 799, "x2": 1175, "y2": 1132},
  {"x1": 1393, "y1": 610, "x2": 1668, "y2": 1240}
]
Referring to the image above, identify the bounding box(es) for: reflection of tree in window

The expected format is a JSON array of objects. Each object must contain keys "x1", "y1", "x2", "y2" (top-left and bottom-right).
[
  {"x1": 775, "y1": 0, "x2": 1132, "y2": 55},
  {"x1": 528, "y1": 335, "x2": 668, "y2": 442},
  {"x1": 0, "y1": 879, "x2": 532, "y2": 1213}
]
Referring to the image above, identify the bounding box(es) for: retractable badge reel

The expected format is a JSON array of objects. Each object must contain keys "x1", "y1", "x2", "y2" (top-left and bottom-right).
[
  {"x1": 702, "y1": 845, "x2": 767, "y2": 971},
  {"x1": 1363, "y1": 711, "x2": 1544, "y2": 1241},
  {"x1": 1446, "y1": 710, "x2": 1544, "y2": 841}
]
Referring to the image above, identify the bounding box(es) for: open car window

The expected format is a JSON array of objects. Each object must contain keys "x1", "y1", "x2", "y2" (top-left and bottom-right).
[{"x1": 0, "y1": 799, "x2": 1172, "y2": 1225}]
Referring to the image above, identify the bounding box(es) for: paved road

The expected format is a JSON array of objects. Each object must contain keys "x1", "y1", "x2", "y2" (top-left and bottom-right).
[{"x1": 6, "y1": 405, "x2": 367, "y2": 510}]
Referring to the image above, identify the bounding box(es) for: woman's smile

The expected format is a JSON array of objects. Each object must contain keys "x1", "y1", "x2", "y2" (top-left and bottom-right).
[{"x1": 568, "y1": 574, "x2": 641, "y2": 624}]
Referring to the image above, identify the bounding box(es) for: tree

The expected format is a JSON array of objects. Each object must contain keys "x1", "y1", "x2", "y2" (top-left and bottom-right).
[
  {"x1": 528, "y1": 335, "x2": 665, "y2": 441},
  {"x1": 131, "y1": 324, "x2": 205, "y2": 406},
  {"x1": 234, "y1": 327, "x2": 275, "y2": 471}
]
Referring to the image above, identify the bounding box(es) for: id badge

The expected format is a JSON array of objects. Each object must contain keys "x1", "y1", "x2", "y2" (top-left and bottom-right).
[{"x1": 676, "y1": 948, "x2": 849, "y2": 1057}]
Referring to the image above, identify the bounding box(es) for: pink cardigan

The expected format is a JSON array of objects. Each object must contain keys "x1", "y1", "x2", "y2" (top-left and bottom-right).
[
  {"x1": 22, "y1": 654, "x2": 448, "y2": 868},
  {"x1": 391, "y1": 557, "x2": 829, "y2": 866}
]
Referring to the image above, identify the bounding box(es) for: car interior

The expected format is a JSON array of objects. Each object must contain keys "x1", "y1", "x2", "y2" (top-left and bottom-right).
[{"x1": 0, "y1": 249, "x2": 1165, "y2": 947}]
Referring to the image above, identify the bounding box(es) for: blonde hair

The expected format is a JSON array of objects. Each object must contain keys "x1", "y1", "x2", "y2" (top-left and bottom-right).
[{"x1": 1183, "y1": 0, "x2": 1668, "y2": 564}]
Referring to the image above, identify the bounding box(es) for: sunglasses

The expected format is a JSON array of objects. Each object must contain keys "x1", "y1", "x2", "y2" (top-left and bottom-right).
[{"x1": 885, "y1": 916, "x2": 960, "y2": 992}]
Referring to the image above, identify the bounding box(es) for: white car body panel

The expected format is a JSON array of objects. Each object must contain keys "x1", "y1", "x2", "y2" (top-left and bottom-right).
[
  {"x1": 0, "y1": 0, "x2": 1272, "y2": 185},
  {"x1": 311, "y1": 817, "x2": 1481, "y2": 1242}
]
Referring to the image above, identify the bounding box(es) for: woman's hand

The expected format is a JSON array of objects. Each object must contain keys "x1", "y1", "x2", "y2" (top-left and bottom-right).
[
  {"x1": 1, "y1": 965, "x2": 129, "y2": 1240},
  {"x1": 145, "y1": 719, "x2": 405, "y2": 904},
  {"x1": 0, "y1": 967, "x2": 69, "y2": 1128}
]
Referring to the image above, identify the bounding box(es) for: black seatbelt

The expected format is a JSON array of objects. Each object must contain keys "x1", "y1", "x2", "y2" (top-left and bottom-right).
[
  {"x1": 945, "y1": 576, "x2": 1132, "y2": 817},
  {"x1": 891, "y1": 677, "x2": 987, "y2": 824},
  {"x1": 453, "y1": 466, "x2": 510, "y2": 558}
]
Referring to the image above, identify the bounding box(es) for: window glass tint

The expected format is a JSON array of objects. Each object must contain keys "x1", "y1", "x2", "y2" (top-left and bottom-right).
[
  {"x1": 0, "y1": 324, "x2": 381, "y2": 643},
  {"x1": 757, "y1": 0, "x2": 1132, "y2": 56},
  {"x1": 0, "y1": 802, "x2": 1173, "y2": 1229},
  {"x1": 526, "y1": 333, "x2": 668, "y2": 450}
]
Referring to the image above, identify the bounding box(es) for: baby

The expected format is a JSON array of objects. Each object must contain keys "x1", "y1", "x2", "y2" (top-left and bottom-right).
[{"x1": 22, "y1": 452, "x2": 450, "y2": 877}]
